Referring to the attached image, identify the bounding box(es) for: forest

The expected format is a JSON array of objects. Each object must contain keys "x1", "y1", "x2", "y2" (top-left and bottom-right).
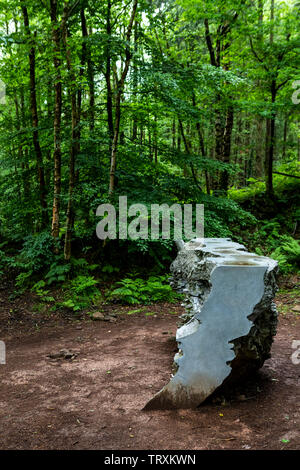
[
  {"x1": 0, "y1": 0, "x2": 299, "y2": 287},
  {"x1": 0, "y1": 0, "x2": 299, "y2": 452}
]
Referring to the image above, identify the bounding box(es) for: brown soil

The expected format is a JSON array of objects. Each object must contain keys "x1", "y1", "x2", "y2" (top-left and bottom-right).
[{"x1": 0, "y1": 278, "x2": 299, "y2": 450}]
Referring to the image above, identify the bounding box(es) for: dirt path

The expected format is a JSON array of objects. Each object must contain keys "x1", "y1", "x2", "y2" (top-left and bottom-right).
[{"x1": 0, "y1": 304, "x2": 299, "y2": 450}]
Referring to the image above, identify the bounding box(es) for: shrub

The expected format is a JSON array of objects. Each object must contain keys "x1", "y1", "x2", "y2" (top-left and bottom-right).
[
  {"x1": 12, "y1": 231, "x2": 56, "y2": 288},
  {"x1": 271, "y1": 237, "x2": 300, "y2": 274},
  {"x1": 109, "y1": 274, "x2": 182, "y2": 305},
  {"x1": 31, "y1": 280, "x2": 55, "y2": 303},
  {"x1": 0, "y1": 248, "x2": 12, "y2": 277},
  {"x1": 60, "y1": 275, "x2": 101, "y2": 312}
]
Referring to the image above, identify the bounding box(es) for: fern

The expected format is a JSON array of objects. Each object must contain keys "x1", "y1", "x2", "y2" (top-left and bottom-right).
[
  {"x1": 60, "y1": 275, "x2": 101, "y2": 312},
  {"x1": 109, "y1": 275, "x2": 182, "y2": 305},
  {"x1": 271, "y1": 237, "x2": 300, "y2": 273}
]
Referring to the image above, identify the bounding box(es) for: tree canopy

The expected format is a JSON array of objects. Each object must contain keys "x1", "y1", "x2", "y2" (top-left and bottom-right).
[{"x1": 0, "y1": 0, "x2": 299, "y2": 281}]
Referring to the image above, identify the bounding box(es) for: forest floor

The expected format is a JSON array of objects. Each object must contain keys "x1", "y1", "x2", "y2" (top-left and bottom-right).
[{"x1": 0, "y1": 275, "x2": 299, "y2": 450}]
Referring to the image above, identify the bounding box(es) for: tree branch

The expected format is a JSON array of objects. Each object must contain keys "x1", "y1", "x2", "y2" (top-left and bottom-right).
[
  {"x1": 249, "y1": 37, "x2": 269, "y2": 71},
  {"x1": 204, "y1": 19, "x2": 217, "y2": 67},
  {"x1": 118, "y1": 0, "x2": 138, "y2": 89},
  {"x1": 276, "y1": 79, "x2": 289, "y2": 92},
  {"x1": 273, "y1": 171, "x2": 300, "y2": 179}
]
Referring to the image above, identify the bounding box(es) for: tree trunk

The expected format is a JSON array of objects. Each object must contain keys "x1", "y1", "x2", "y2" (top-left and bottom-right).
[
  {"x1": 81, "y1": 8, "x2": 95, "y2": 132},
  {"x1": 282, "y1": 114, "x2": 288, "y2": 161},
  {"x1": 219, "y1": 107, "x2": 234, "y2": 192},
  {"x1": 109, "y1": 94, "x2": 121, "y2": 195},
  {"x1": 50, "y1": 0, "x2": 63, "y2": 240},
  {"x1": 63, "y1": 4, "x2": 85, "y2": 260},
  {"x1": 21, "y1": 2, "x2": 48, "y2": 228},
  {"x1": 105, "y1": 0, "x2": 114, "y2": 149},
  {"x1": 265, "y1": 82, "x2": 276, "y2": 197},
  {"x1": 108, "y1": 0, "x2": 138, "y2": 196},
  {"x1": 132, "y1": 20, "x2": 139, "y2": 141}
]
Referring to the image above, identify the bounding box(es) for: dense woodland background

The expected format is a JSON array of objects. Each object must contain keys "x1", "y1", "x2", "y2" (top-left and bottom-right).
[{"x1": 0, "y1": 0, "x2": 299, "y2": 309}]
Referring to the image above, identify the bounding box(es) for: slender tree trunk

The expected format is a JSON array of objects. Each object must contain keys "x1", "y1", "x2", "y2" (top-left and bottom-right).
[
  {"x1": 172, "y1": 118, "x2": 176, "y2": 149},
  {"x1": 177, "y1": 118, "x2": 181, "y2": 152},
  {"x1": 132, "y1": 20, "x2": 139, "y2": 141},
  {"x1": 45, "y1": 75, "x2": 53, "y2": 190},
  {"x1": 14, "y1": 96, "x2": 28, "y2": 202},
  {"x1": 148, "y1": 115, "x2": 153, "y2": 160},
  {"x1": 178, "y1": 119, "x2": 203, "y2": 193},
  {"x1": 193, "y1": 93, "x2": 210, "y2": 194},
  {"x1": 109, "y1": 93, "x2": 121, "y2": 194},
  {"x1": 109, "y1": 0, "x2": 138, "y2": 196},
  {"x1": 264, "y1": 0, "x2": 276, "y2": 197},
  {"x1": 265, "y1": 83, "x2": 276, "y2": 197},
  {"x1": 282, "y1": 114, "x2": 288, "y2": 161},
  {"x1": 219, "y1": 107, "x2": 234, "y2": 192},
  {"x1": 63, "y1": 5, "x2": 85, "y2": 260},
  {"x1": 154, "y1": 114, "x2": 158, "y2": 164},
  {"x1": 105, "y1": 0, "x2": 114, "y2": 148},
  {"x1": 21, "y1": 2, "x2": 48, "y2": 228},
  {"x1": 204, "y1": 17, "x2": 238, "y2": 193},
  {"x1": 270, "y1": 0, "x2": 275, "y2": 44},
  {"x1": 50, "y1": 0, "x2": 63, "y2": 240},
  {"x1": 255, "y1": 116, "x2": 264, "y2": 178},
  {"x1": 81, "y1": 8, "x2": 95, "y2": 132},
  {"x1": 20, "y1": 86, "x2": 31, "y2": 205}
]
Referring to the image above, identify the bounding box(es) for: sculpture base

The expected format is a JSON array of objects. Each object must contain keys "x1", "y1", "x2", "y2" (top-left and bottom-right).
[{"x1": 144, "y1": 239, "x2": 278, "y2": 410}]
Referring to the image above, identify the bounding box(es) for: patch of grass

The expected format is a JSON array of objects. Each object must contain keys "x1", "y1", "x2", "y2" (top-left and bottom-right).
[
  {"x1": 126, "y1": 308, "x2": 146, "y2": 315},
  {"x1": 278, "y1": 287, "x2": 300, "y2": 299},
  {"x1": 277, "y1": 304, "x2": 291, "y2": 316}
]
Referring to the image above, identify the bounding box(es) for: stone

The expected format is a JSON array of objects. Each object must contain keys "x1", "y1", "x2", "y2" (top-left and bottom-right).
[
  {"x1": 107, "y1": 316, "x2": 117, "y2": 323},
  {"x1": 47, "y1": 349, "x2": 78, "y2": 360},
  {"x1": 91, "y1": 312, "x2": 105, "y2": 321},
  {"x1": 144, "y1": 238, "x2": 278, "y2": 410}
]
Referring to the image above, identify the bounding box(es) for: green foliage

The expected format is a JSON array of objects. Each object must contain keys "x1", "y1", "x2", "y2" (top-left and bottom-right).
[
  {"x1": 229, "y1": 163, "x2": 300, "y2": 204},
  {"x1": 45, "y1": 262, "x2": 71, "y2": 285},
  {"x1": 0, "y1": 248, "x2": 11, "y2": 277},
  {"x1": 10, "y1": 233, "x2": 100, "y2": 290},
  {"x1": 229, "y1": 179, "x2": 266, "y2": 202},
  {"x1": 31, "y1": 280, "x2": 55, "y2": 303},
  {"x1": 250, "y1": 220, "x2": 300, "y2": 273},
  {"x1": 70, "y1": 257, "x2": 99, "y2": 274},
  {"x1": 0, "y1": 0, "x2": 299, "y2": 300},
  {"x1": 101, "y1": 264, "x2": 120, "y2": 274},
  {"x1": 252, "y1": 220, "x2": 284, "y2": 252},
  {"x1": 17, "y1": 232, "x2": 55, "y2": 272},
  {"x1": 100, "y1": 264, "x2": 120, "y2": 281},
  {"x1": 109, "y1": 275, "x2": 182, "y2": 305},
  {"x1": 271, "y1": 238, "x2": 300, "y2": 274},
  {"x1": 15, "y1": 270, "x2": 33, "y2": 289},
  {"x1": 11, "y1": 232, "x2": 56, "y2": 288},
  {"x1": 44, "y1": 257, "x2": 98, "y2": 286},
  {"x1": 60, "y1": 275, "x2": 101, "y2": 312},
  {"x1": 201, "y1": 195, "x2": 257, "y2": 238}
]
